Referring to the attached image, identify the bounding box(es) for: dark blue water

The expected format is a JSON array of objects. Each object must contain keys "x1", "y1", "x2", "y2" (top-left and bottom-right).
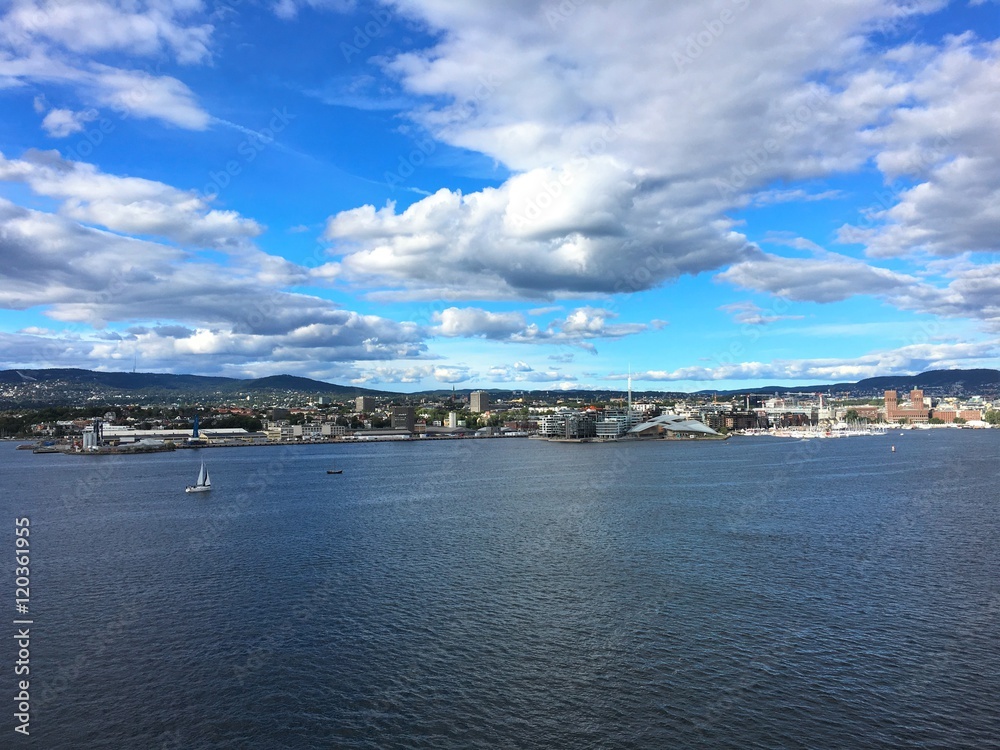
[{"x1": 2, "y1": 430, "x2": 999, "y2": 749}]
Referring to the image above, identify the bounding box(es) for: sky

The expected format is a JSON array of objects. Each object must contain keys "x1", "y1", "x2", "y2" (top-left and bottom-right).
[{"x1": 0, "y1": 0, "x2": 998, "y2": 392}]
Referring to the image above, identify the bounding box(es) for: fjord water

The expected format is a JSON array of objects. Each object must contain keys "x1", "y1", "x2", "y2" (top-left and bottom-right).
[{"x1": 3, "y1": 430, "x2": 999, "y2": 749}]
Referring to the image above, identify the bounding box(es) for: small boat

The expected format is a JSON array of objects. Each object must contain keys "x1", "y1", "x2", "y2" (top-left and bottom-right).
[
  {"x1": 185, "y1": 461, "x2": 212, "y2": 493},
  {"x1": 326, "y1": 469, "x2": 343, "y2": 474}
]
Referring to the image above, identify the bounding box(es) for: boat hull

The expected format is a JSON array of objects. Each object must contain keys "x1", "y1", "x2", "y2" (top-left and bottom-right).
[{"x1": 185, "y1": 485, "x2": 212, "y2": 493}]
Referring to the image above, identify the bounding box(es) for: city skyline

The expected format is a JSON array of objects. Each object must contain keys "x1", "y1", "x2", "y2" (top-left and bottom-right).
[{"x1": 1, "y1": 1, "x2": 999, "y2": 392}]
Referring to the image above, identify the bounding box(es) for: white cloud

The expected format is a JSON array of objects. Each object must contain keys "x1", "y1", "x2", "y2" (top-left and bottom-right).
[
  {"x1": 40, "y1": 106, "x2": 98, "y2": 137},
  {"x1": 271, "y1": 0, "x2": 356, "y2": 21},
  {"x1": 717, "y1": 248, "x2": 917, "y2": 303},
  {"x1": 0, "y1": 197, "x2": 429, "y2": 371},
  {"x1": 487, "y1": 363, "x2": 573, "y2": 383},
  {"x1": 0, "y1": 1, "x2": 213, "y2": 64},
  {"x1": 0, "y1": 1, "x2": 213, "y2": 129},
  {"x1": 0, "y1": 149, "x2": 260, "y2": 246},
  {"x1": 719, "y1": 301, "x2": 803, "y2": 326},
  {"x1": 717, "y1": 249, "x2": 1000, "y2": 333},
  {"x1": 751, "y1": 188, "x2": 843, "y2": 206},
  {"x1": 631, "y1": 339, "x2": 1000, "y2": 383},
  {"x1": 838, "y1": 38, "x2": 1000, "y2": 258},
  {"x1": 432, "y1": 365, "x2": 474, "y2": 383},
  {"x1": 314, "y1": 1, "x2": 1000, "y2": 317},
  {"x1": 433, "y1": 306, "x2": 525, "y2": 339},
  {"x1": 87, "y1": 64, "x2": 210, "y2": 129},
  {"x1": 431, "y1": 305, "x2": 649, "y2": 349}
]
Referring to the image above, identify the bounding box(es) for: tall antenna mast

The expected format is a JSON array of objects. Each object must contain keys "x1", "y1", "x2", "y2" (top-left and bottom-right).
[{"x1": 627, "y1": 363, "x2": 632, "y2": 419}]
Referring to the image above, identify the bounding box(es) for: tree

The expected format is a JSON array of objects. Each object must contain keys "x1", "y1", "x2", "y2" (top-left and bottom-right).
[
  {"x1": 954, "y1": 417, "x2": 966, "y2": 424},
  {"x1": 844, "y1": 409, "x2": 860, "y2": 422},
  {"x1": 928, "y1": 417, "x2": 945, "y2": 425},
  {"x1": 985, "y1": 410, "x2": 1000, "y2": 425}
]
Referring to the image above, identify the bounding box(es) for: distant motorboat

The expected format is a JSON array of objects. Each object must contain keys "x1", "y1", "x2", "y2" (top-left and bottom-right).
[
  {"x1": 327, "y1": 469, "x2": 343, "y2": 474},
  {"x1": 185, "y1": 461, "x2": 212, "y2": 493}
]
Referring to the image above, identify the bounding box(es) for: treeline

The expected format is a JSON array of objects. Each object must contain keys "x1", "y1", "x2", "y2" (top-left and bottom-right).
[
  {"x1": 0, "y1": 406, "x2": 262, "y2": 437},
  {"x1": 0, "y1": 406, "x2": 113, "y2": 437}
]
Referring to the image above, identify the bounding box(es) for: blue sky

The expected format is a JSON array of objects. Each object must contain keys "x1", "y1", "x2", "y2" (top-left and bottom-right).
[{"x1": 0, "y1": 0, "x2": 998, "y2": 392}]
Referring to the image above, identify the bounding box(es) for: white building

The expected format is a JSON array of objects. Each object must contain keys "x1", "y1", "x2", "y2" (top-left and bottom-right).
[
  {"x1": 595, "y1": 409, "x2": 641, "y2": 439},
  {"x1": 470, "y1": 391, "x2": 490, "y2": 413},
  {"x1": 538, "y1": 410, "x2": 597, "y2": 439}
]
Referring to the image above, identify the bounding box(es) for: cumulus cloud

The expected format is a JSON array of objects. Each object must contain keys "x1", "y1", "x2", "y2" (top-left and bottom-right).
[
  {"x1": 325, "y1": 181, "x2": 747, "y2": 299},
  {"x1": 717, "y1": 248, "x2": 1000, "y2": 333},
  {"x1": 838, "y1": 37, "x2": 1000, "y2": 258},
  {"x1": 486, "y1": 363, "x2": 574, "y2": 383},
  {"x1": 431, "y1": 305, "x2": 649, "y2": 349},
  {"x1": 39, "y1": 106, "x2": 99, "y2": 137},
  {"x1": 0, "y1": 149, "x2": 261, "y2": 246},
  {"x1": 328, "y1": 1, "x2": 928, "y2": 298},
  {"x1": 431, "y1": 365, "x2": 475, "y2": 383},
  {"x1": 314, "y1": 0, "x2": 1000, "y2": 342},
  {"x1": 630, "y1": 339, "x2": 1000, "y2": 383},
  {"x1": 0, "y1": 1, "x2": 213, "y2": 128},
  {"x1": 717, "y1": 248, "x2": 917, "y2": 303},
  {"x1": 433, "y1": 306, "x2": 525, "y2": 339},
  {"x1": 0, "y1": 197, "x2": 429, "y2": 371},
  {"x1": 0, "y1": 0, "x2": 213, "y2": 64}
]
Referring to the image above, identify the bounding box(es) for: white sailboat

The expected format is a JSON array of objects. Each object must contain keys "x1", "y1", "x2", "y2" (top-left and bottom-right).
[{"x1": 185, "y1": 461, "x2": 212, "y2": 493}]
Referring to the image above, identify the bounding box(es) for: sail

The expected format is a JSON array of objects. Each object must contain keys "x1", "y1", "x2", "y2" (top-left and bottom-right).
[
  {"x1": 196, "y1": 462, "x2": 205, "y2": 486},
  {"x1": 203, "y1": 469, "x2": 211, "y2": 487}
]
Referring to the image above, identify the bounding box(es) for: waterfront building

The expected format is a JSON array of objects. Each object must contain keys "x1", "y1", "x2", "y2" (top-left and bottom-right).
[
  {"x1": 595, "y1": 408, "x2": 641, "y2": 438},
  {"x1": 301, "y1": 422, "x2": 324, "y2": 440},
  {"x1": 448, "y1": 411, "x2": 458, "y2": 428},
  {"x1": 82, "y1": 421, "x2": 101, "y2": 450},
  {"x1": 96, "y1": 425, "x2": 266, "y2": 445},
  {"x1": 930, "y1": 408, "x2": 984, "y2": 423},
  {"x1": 391, "y1": 406, "x2": 416, "y2": 432},
  {"x1": 849, "y1": 405, "x2": 881, "y2": 421},
  {"x1": 538, "y1": 410, "x2": 597, "y2": 439},
  {"x1": 628, "y1": 414, "x2": 722, "y2": 438},
  {"x1": 470, "y1": 391, "x2": 490, "y2": 413},
  {"x1": 885, "y1": 389, "x2": 930, "y2": 423}
]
